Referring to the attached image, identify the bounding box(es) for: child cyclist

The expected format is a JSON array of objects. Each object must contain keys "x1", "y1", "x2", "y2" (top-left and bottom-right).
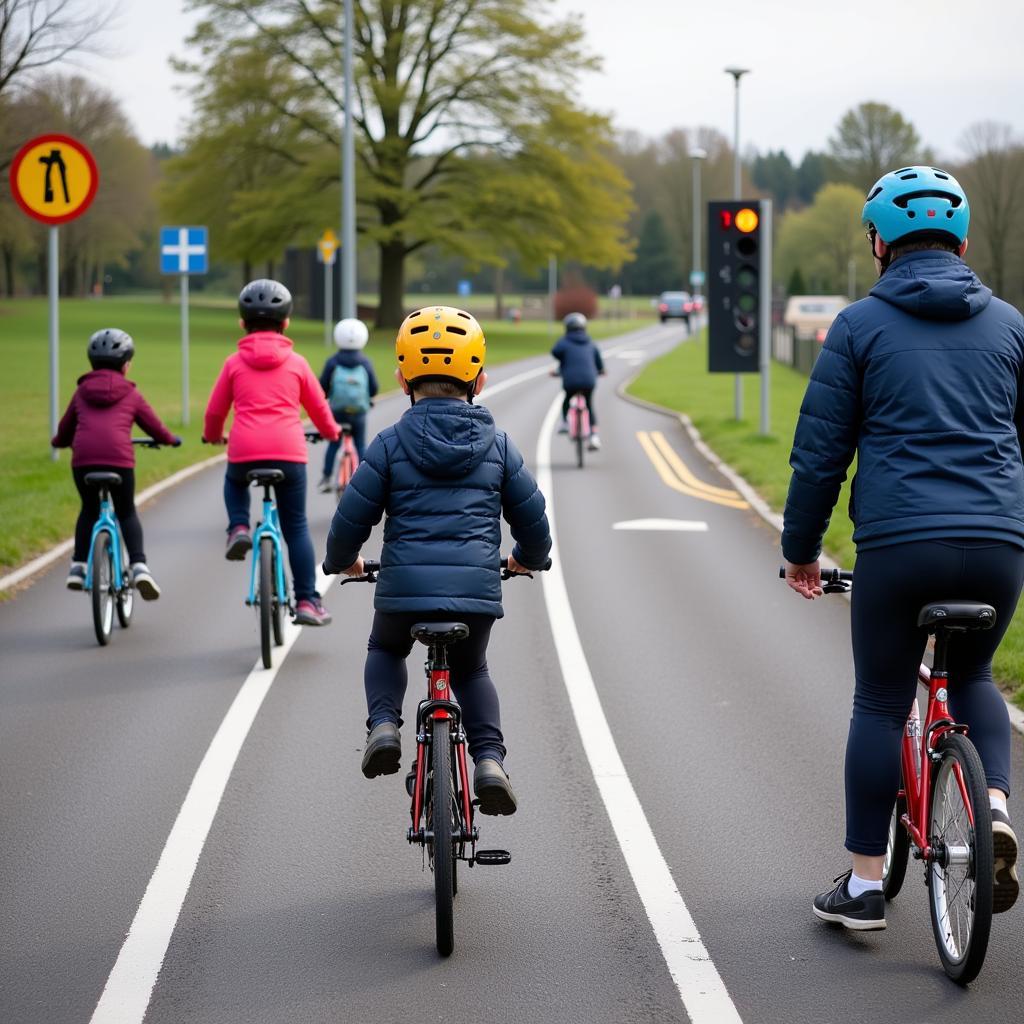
[
  {"x1": 323, "y1": 306, "x2": 552, "y2": 814},
  {"x1": 317, "y1": 317, "x2": 379, "y2": 492},
  {"x1": 203, "y1": 279, "x2": 341, "y2": 627},
  {"x1": 53, "y1": 329, "x2": 181, "y2": 598},
  {"x1": 552, "y1": 311, "x2": 605, "y2": 450}
]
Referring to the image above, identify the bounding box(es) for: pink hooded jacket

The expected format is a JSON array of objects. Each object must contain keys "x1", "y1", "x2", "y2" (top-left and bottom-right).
[{"x1": 204, "y1": 332, "x2": 340, "y2": 463}]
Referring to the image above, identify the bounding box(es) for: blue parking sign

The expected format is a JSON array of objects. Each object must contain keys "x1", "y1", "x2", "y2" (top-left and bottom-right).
[{"x1": 160, "y1": 226, "x2": 208, "y2": 274}]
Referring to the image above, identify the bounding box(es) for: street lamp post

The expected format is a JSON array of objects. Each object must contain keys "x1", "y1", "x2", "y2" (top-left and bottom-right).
[
  {"x1": 725, "y1": 67, "x2": 749, "y2": 420},
  {"x1": 341, "y1": 0, "x2": 356, "y2": 320},
  {"x1": 691, "y1": 148, "x2": 707, "y2": 309}
]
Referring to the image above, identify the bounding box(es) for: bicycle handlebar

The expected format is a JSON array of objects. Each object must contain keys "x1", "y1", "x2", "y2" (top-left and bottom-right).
[
  {"x1": 132, "y1": 438, "x2": 166, "y2": 449},
  {"x1": 778, "y1": 565, "x2": 853, "y2": 593},
  {"x1": 325, "y1": 556, "x2": 552, "y2": 585}
]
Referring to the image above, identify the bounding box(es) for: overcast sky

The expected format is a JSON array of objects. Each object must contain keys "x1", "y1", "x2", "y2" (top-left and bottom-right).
[{"x1": 87, "y1": 0, "x2": 1024, "y2": 163}]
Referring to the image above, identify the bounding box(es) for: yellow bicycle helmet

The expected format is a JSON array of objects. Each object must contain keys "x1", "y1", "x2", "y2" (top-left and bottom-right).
[{"x1": 395, "y1": 306, "x2": 486, "y2": 390}]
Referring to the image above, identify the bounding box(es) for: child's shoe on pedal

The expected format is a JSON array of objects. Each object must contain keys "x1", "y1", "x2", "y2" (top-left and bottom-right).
[
  {"x1": 992, "y1": 807, "x2": 1019, "y2": 912},
  {"x1": 131, "y1": 563, "x2": 161, "y2": 600},
  {"x1": 557, "y1": 418, "x2": 569, "y2": 434},
  {"x1": 225, "y1": 525, "x2": 253, "y2": 560},
  {"x1": 66, "y1": 562, "x2": 86, "y2": 591},
  {"x1": 318, "y1": 475, "x2": 334, "y2": 494},
  {"x1": 474, "y1": 758, "x2": 518, "y2": 816},
  {"x1": 294, "y1": 596, "x2": 332, "y2": 626},
  {"x1": 588, "y1": 432, "x2": 601, "y2": 451},
  {"x1": 812, "y1": 870, "x2": 886, "y2": 930},
  {"x1": 361, "y1": 722, "x2": 401, "y2": 778}
]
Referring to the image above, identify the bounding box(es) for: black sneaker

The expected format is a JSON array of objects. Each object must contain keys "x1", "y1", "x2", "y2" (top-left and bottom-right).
[
  {"x1": 474, "y1": 758, "x2": 517, "y2": 816},
  {"x1": 361, "y1": 722, "x2": 401, "y2": 779},
  {"x1": 66, "y1": 562, "x2": 86, "y2": 591},
  {"x1": 812, "y1": 871, "x2": 886, "y2": 931},
  {"x1": 225, "y1": 525, "x2": 252, "y2": 561},
  {"x1": 992, "y1": 808, "x2": 1020, "y2": 913}
]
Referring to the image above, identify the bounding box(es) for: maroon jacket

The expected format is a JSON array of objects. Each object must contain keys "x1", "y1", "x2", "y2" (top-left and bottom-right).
[{"x1": 52, "y1": 370, "x2": 178, "y2": 468}]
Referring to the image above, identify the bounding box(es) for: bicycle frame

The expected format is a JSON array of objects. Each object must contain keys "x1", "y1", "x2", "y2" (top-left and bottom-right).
[
  {"x1": 246, "y1": 496, "x2": 289, "y2": 611},
  {"x1": 567, "y1": 392, "x2": 591, "y2": 441},
  {"x1": 336, "y1": 427, "x2": 360, "y2": 491},
  {"x1": 899, "y1": 661, "x2": 974, "y2": 860},
  {"x1": 84, "y1": 492, "x2": 124, "y2": 593}
]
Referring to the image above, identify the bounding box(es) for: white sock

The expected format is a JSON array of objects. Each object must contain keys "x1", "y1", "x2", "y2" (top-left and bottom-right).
[
  {"x1": 990, "y1": 793, "x2": 1009, "y2": 816},
  {"x1": 846, "y1": 872, "x2": 882, "y2": 897}
]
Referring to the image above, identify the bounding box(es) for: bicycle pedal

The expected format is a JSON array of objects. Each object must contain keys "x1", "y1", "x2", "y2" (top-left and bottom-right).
[{"x1": 475, "y1": 849, "x2": 511, "y2": 866}]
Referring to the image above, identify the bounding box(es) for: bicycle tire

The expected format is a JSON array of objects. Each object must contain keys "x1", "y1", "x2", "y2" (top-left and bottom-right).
[
  {"x1": 882, "y1": 779, "x2": 910, "y2": 900},
  {"x1": 430, "y1": 719, "x2": 455, "y2": 957},
  {"x1": 575, "y1": 429, "x2": 584, "y2": 469},
  {"x1": 259, "y1": 536, "x2": 274, "y2": 669},
  {"x1": 337, "y1": 451, "x2": 353, "y2": 497},
  {"x1": 928, "y1": 732, "x2": 993, "y2": 984},
  {"x1": 116, "y1": 538, "x2": 133, "y2": 628},
  {"x1": 270, "y1": 544, "x2": 284, "y2": 647},
  {"x1": 91, "y1": 531, "x2": 114, "y2": 646}
]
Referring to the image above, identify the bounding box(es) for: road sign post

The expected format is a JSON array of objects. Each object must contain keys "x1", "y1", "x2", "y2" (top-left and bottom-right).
[
  {"x1": 160, "y1": 227, "x2": 209, "y2": 425},
  {"x1": 318, "y1": 229, "x2": 339, "y2": 346},
  {"x1": 9, "y1": 134, "x2": 99, "y2": 460}
]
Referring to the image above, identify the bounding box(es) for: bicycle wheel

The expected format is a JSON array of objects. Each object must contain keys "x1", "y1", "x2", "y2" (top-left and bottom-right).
[
  {"x1": 270, "y1": 545, "x2": 284, "y2": 647},
  {"x1": 116, "y1": 538, "x2": 133, "y2": 628},
  {"x1": 429, "y1": 719, "x2": 455, "y2": 957},
  {"x1": 91, "y1": 531, "x2": 115, "y2": 646},
  {"x1": 337, "y1": 451, "x2": 353, "y2": 497},
  {"x1": 882, "y1": 778, "x2": 910, "y2": 900},
  {"x1": 575, "y1": 426, "x2": 584, "y2": 469},
  {"x1": 259, "y1": 536, "x2": 274, "y2": 669},
  {"x1": 928, "y1": 732, "x2": 993, "y2": 984}
]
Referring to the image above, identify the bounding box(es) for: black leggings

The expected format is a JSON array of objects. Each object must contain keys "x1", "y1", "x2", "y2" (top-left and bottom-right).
[
  {"x1": 562, "y1": 388, "x2": 597, "y2": 427},
  {"x1": 72, "y1": 466, "x2": 144, "y2": 563},
  {"x1": 364, "y1": 611, "x2": 504, "y2": 764},
  {"x1": 846, "y1": 539, "x2": 1024, "y2": 855}
]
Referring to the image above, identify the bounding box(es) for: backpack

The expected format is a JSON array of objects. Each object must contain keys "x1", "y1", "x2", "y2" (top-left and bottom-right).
[{"x1": 329, "y1": 362, "x2": 371, "y2": 415}]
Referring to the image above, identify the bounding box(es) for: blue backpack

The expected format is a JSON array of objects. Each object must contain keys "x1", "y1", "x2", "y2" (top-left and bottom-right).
[{"x1": 329, "y1": 362, "x2": 371, "y2": 415}]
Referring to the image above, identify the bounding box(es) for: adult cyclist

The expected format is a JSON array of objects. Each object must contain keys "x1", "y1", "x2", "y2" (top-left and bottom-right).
[{"x1": 782, "y1": 166, "x2": 1024, "y2": 930}]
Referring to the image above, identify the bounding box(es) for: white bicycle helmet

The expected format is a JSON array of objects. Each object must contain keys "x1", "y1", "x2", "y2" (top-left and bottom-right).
[{"x1": 333, "y1": 318, "x2": 369, "y2": 350}]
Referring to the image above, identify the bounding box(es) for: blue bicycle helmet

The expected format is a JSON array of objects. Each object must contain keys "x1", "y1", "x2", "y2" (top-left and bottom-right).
[{"x1": 862, "y1": 166, "x2": 969, "y2": 246}]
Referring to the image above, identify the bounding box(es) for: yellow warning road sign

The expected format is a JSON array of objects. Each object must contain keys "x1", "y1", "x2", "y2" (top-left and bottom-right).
[
  {"x1": 9, "y1": 134, "x2": 99, "y2": 225},
  {"x1": 318, "y1": 228, "x2": 339, "y2": 264}
]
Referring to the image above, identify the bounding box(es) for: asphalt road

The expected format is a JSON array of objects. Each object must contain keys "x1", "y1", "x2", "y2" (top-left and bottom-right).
[{"x1": 1, "y1": 321, "x2": 1022, "y2": 1024}]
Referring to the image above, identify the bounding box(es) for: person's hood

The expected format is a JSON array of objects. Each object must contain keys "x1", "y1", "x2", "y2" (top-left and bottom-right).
[
  {"x1": 76, "y1": 369, "x2": 135, "y2": 407},
  {"x1": 393, "y1": 398, "x2": 496, "y2": 479},
  {"x1": 870, "y1": 251, "x2": 991, "y2": 322},
  {"x1": 238, "y1": 331, "x2": 294, "y2": 369},
  {"x1": 563, "y1": 329, "x2": 592, "y2": 345},
  {"x1": 331, "y1": 350, "x2": 362, "y2": 367}
]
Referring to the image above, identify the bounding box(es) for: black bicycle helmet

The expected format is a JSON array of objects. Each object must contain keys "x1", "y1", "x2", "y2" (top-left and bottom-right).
[
  {"x1": 238, "y1": 279, "x2": 293, "y2": 323},
  {"x1": 87, "y1": 328, "x2": 135, "y2": 369}
]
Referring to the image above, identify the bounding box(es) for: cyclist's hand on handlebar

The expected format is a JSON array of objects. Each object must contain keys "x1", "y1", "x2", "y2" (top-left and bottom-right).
[
  {"x1": 172, "y1": 436, "x2": 183, "y2": 447},
  {"x1": 784, "y1": 559, "x2": 823, "y2": 600},
  {"x1": 504, "y1": 554, "x2": 531, "y2": 575},
  {"x1": 203, "y1": 435, "x2": 228, "y2": 445},
  {"x1": 342, "y1": 556, "x2": 365, "y2": 577}
]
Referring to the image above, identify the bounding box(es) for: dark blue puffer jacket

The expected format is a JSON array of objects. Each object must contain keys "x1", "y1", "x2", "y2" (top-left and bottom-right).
[
  {"x1": 324, "y1": 398, "x2": 552, "y2": 616},
  {"x1": 782, "y1": 250, "x2": 1024, "y2": 564},
  {"x1": 552, "y1": 330, "x2": 605, "y2": 391}
]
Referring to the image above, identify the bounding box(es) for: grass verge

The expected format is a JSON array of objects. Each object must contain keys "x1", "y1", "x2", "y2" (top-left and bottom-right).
[
  {"x1": 0, "y1": 295, "x2": 639, "y2": 578},
  {"x1": 628, "y1": 331, "x2": 1024, "y2": 709}
]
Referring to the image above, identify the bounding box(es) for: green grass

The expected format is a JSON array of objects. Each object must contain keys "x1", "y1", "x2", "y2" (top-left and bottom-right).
[
  {"x1": 0, "y1": 295, "x2": 636, "y2": 577},
  {"x1": 628, "y1": 332, "x2": 1024, "y2": 708}
]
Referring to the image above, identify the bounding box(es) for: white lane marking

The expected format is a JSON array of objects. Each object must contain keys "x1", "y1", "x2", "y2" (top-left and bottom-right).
[
  {"x1": 89, "y1": 571, "x2": 325, "y2": 1024},
  {"x1": 613, "y1": 519, "x2": 709, "y2": 532},
  {"x1": 536, "y1": 394, "x2": 743, "y2": 1024}
]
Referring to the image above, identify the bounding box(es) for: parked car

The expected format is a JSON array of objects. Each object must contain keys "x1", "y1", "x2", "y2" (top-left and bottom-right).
[
  {"x1": 657, "y1": 291, "x2": 694, "y2": 326},
  {"x1": 783, "y1": 295, "x2": 848, "y2": 342}
]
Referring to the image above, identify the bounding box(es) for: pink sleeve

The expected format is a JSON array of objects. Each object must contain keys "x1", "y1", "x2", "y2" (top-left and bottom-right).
[
  {"x1": 299, "y1": 359, "x2": 341, "y2": 440},
  {"x1": 204, "y1": 360, "x2": 233, "y2": 442}
]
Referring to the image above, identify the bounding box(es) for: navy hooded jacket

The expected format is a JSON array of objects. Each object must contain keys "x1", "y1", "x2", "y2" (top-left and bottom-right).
[
  {"x1": 782, "y1": 250, "x2": 1024, "y2": 564},
  {"x1": 552, "y1": 329, "x2": 604, "y2": 392},
  {"x1": 324, "y1": 398, "x2": 552, "y2": 617}
]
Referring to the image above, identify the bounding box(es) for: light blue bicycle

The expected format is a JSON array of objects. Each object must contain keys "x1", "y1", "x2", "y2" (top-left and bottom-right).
[
  {"x1": 84, "y1": 438, "x2": 162, "y2": 646},
  {"x1": 245, "y1": 468, "x2": 291, "y2": 669}
]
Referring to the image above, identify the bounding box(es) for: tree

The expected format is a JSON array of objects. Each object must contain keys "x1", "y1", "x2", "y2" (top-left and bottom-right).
[
  {"x1": 752, "y1": 150, "x2": 796, "y2": 211},
  {"x1": 828, "y1": 102, "x2": 925, "y2": 191},
  {"x1": 795, "y1": 151, "x2": 827, "y2": 205},
  {"x1": 957, "y1": 121, "x2": 1024, "y2": 297},
  {"x1": 179, "y1": 0, "x2": 633, "y2": 325},
  {"x1": 628, "y1": 210, "x2": 677, "y2": 293},
  {"x1": 786, "y1": 266, "x2": 807, "y2": 296}
]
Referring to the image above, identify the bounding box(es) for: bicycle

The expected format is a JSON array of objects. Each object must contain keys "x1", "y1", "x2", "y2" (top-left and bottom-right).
[
  {"x1": 333, "y1": 556, "x2": 549, "y2": 957},
  {"x1": 787, "y1": 566, "x2": 997, "y2": 984},
  {"x1": 566, "y1": 391, "x2": 591, "y2": 469},
  {"x1": 335, "y1": 423, "x2": 360, "y2": 497},
  {"x1": 83, "y1": 438, "x2": 163, "y2": 646}
]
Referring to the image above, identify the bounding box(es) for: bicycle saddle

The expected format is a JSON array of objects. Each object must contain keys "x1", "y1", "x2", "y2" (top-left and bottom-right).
[
  {"x1": 411, "y1": 622, "x2": 470, "y2": 645},
  {"x1": 918, "y1": 601, "x2": 996, "y2": 632},
  {"x1": 84, "y1": 471, "x2": 122, "y2": 489},
  {"x1": 246, "y1": 469, "x2": 285, "y2": 485}
]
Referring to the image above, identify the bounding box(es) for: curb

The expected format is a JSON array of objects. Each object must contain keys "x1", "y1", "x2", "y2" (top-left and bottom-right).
[
  {"x1": 0, "y1": 453, "x2": 227, "y2": 594},
  {"x1": 616, "y1": 376, "x2": 1024, "y2": 736}
]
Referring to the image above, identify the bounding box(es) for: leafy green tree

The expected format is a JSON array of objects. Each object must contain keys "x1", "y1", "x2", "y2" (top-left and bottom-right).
[
  {"x1": 179, "y1": 0, "x2": 633, "y2": 325},
  {"x1": 628, "y1": 209, "x2": 677, "y2": 293},
  {"x1": 828, "y1": 102, "x2": 925, "y2": 191},
  {"x1": 796, "y1": 151, "x2": 828, "y2": 205},
  {"x1": 752, "y1": 150, "x2": 796, "y2": 211},
  {"x1": 786, "y1": 266, "x2": 807, "y2": 296}
]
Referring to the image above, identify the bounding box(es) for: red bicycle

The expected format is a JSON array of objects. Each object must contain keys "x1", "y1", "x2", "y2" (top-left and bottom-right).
[
  {"x1": 806, "y1": 568, "x2": 996, "y2": 983},
  {"x1": 335, "y1": 424, "x2": 360, "y2": 497},
  {"x1": 566, "y1": 391, "x2": 591, "y2": 469},
  {"x1": 337, "y1": 557, "x2": 548, "y2": 956}
]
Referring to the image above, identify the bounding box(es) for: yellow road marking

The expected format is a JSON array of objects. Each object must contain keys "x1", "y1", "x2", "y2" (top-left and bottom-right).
[
  {"x1": 636, "y1": 432, "x2": 750, "y2": 510},
  {"x1": 648, "y1": 431, "x2": 745, "y2": 500}
]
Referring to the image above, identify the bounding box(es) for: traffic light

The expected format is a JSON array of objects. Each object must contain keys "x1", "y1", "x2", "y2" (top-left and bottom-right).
[{"x1": 707, "y1": 200, "x2": 765, "y2": 373}]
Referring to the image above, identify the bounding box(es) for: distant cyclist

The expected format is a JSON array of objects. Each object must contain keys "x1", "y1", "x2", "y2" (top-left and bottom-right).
[
  {"x1": 552, "y1": 312, "x2": 605, "y2": 450},
  {"x1": 782, "y1": 167, "x2": 1024, "y2": 929},
  {"x1": 52, "y1": 329, "x2": 181, "y2": 598},
  {"x1": 317, "y1": 318, "x2": 378, "y2": 492},
  {"x1": 203, "y1": 279, "x2": 341, "y2": 626}
]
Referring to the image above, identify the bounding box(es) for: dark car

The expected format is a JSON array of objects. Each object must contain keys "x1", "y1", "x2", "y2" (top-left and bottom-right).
[{"x1": 657, "y1": 291, "x2": 694, "y2": 326}]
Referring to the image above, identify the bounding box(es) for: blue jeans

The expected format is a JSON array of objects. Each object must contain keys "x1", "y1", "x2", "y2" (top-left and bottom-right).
[
  {"x1": 322, "y1": 411, "x2": 367, "y2": 479},
  {"x1": 224, "y1": 461, "x2": 318, "y2": 602}
]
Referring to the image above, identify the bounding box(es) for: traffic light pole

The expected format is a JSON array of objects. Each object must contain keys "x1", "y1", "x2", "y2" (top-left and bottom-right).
[{"x1": 759, "y1": 199, "x2": 772, "y2": 436}]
